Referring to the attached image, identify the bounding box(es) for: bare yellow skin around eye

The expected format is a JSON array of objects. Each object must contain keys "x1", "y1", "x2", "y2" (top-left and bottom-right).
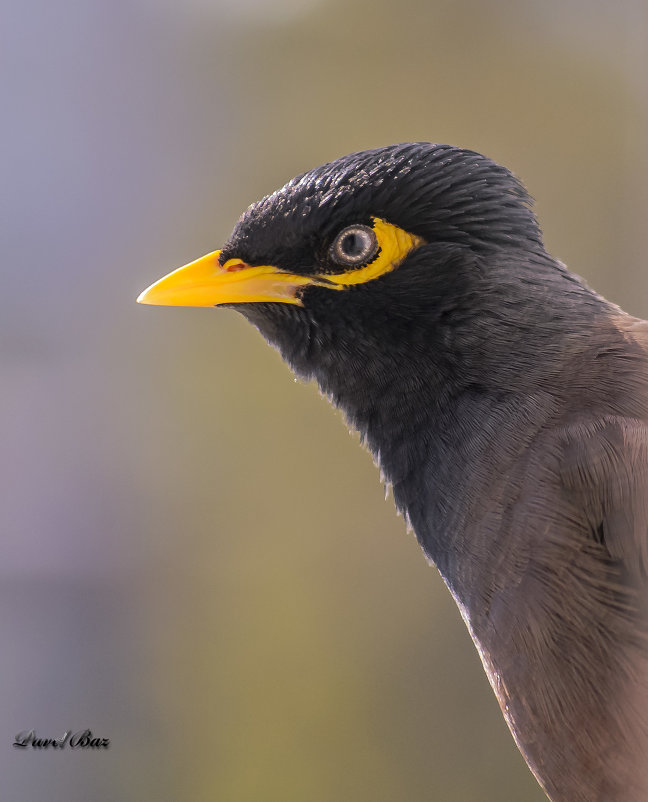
[
  {"x1": 323, "y1": 217, "x2": 425, "y2": 286},
  {"x1": 136, "y1": 216, "x2": 425, "y2": 308}
]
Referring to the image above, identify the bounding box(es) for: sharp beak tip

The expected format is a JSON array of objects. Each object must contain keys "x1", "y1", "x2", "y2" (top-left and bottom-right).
[
  {"x1": 136, "y1": 278, "x2": 179, "y2": 306},
  {"x1": 136, "y1": 286, "x2": 156, "y2": 305}
]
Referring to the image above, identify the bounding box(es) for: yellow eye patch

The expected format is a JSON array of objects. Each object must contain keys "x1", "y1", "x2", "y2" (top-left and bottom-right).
[{"x1": 321, "y1": 217, "x2": 425, "y2": 286}]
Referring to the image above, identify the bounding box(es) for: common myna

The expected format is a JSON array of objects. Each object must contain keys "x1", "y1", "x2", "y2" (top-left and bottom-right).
[{"x1": 138, "y1": 143, "x2": 648, "y2": 801}]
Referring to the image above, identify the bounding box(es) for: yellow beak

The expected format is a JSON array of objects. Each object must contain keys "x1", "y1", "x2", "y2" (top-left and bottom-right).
[{"x1": 137, "y1": 250, "x2": 331, "y2": 308}]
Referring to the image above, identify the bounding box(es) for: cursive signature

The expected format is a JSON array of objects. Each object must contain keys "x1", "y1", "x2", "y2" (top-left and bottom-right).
[{"x1": 13, "y1": 729, "x2": 109, "y2": 749}]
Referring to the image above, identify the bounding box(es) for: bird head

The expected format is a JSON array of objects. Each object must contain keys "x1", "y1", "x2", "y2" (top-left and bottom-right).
[{"x1": 138, "y1": 143, "x2": 557, "y2": 394}]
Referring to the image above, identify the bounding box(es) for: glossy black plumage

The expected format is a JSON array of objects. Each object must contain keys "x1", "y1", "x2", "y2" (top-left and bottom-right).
[{"x1": 161, "y1": 144, "x2": 648, "y2": 800}]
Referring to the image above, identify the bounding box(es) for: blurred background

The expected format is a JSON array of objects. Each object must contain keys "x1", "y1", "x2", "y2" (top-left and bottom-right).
[{"x1": 2, "y1": 0, "x2": 647, "y2": 799}]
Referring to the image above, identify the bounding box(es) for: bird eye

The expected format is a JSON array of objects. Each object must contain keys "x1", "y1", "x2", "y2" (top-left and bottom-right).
[{"x1": 329, "y1": 224, "x2": 379, "y2": 267}]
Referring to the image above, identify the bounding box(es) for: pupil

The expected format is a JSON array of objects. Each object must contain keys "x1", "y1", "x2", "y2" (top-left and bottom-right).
[{"x1": 344, "y1": 233, "x2": 362, "y2": 255}]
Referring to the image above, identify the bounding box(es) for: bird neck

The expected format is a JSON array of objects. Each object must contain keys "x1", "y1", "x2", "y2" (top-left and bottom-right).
[
  {"x1": 319, "y1": 359, "x2": 558, "y2": 598},
  {"x1": 302, "y1": 300, "x2": 617, "y2": 602}
]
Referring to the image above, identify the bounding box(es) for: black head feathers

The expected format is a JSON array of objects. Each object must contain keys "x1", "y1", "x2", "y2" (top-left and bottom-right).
[{"x1": 221, "y1": 143, "x2": 545, "y2": 271}]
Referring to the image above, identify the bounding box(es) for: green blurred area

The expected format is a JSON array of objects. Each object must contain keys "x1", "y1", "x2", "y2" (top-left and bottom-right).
[{"x1": 2, "y1": 1, "x2": 646, "y2": 800}]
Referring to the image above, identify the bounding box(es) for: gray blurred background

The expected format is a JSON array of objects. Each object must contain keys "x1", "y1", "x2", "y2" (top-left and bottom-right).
[{"x1": 2, "y1": 1, "x2": 647, "y2": 800}]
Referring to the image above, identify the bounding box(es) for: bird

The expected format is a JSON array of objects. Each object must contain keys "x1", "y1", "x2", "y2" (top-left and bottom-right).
[{"x1": 138, "y1": 143, "x2": 648, "y2": 801}]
